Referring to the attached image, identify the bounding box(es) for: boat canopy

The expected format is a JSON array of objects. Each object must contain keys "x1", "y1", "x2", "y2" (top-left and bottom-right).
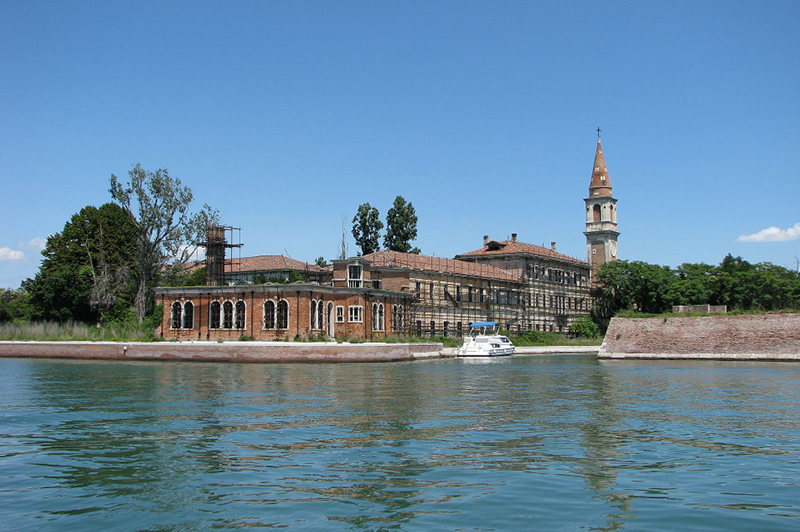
[{"x1": 470, "y1": 321, "x2": 498, "y2": 328}]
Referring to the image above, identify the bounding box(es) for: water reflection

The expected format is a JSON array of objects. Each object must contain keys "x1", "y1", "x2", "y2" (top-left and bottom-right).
[{"x1": 0, "y1": 356, "x2": 799, "y2": 531}]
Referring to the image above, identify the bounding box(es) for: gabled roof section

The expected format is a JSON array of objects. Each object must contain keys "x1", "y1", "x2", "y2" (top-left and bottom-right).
[
  {"x1": 459, "y1": 240, "x2": 588, "y2": 266},
  {"x1": 226, "y1": 255, "x2": 327, "y2": 273},
  {"x1": 364, "y1": 250, "x2": 522, "y2": 283},
  {"x1": 589, "y1": 137, "x2": 613, "y2": 197}
]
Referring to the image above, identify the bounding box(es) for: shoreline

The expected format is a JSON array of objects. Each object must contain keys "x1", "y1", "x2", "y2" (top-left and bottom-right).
[{"x1": 0, "y1": 340, "x2": 599, "y2": 363}]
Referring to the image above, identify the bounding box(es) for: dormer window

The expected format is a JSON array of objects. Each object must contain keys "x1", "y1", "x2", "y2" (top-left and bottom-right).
[{"x1": 348, "y1": 264, "x2": 363, "y2": 288}]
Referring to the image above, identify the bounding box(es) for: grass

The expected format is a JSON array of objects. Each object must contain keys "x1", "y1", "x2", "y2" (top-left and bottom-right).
[
  {"x1": 0, "y1": 321, "x2": 160, "y2": 342},
  {"x1": 504, "y1": 330, "x2": 603, "y2": 347}
]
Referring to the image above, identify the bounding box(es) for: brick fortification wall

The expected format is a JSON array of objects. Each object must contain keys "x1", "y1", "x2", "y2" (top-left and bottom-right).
[{"x1": 599, "y1": 313, "x2": 800, "y2": 360}]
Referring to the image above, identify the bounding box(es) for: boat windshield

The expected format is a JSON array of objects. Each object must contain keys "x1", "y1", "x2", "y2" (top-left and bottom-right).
[{"x1": 468, "y1": 322, "x2": 499, "y2": 336}]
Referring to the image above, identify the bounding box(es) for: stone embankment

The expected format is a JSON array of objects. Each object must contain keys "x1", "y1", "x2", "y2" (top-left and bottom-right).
[
  {"x1": 599, "y1": 313, "x2": 800, "y2": 361},
  {"x1": 0, "y1": 341, "x2": 443, "y2": 363}
]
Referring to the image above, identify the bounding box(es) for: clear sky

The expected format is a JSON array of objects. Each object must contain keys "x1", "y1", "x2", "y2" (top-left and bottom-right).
[{"x1": 2, "y1": 0, "x2": 798, "y2": 288}]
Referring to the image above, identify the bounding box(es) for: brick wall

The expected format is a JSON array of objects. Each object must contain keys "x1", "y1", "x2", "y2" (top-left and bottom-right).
[{"x1": 600, "y1": 314, "x2": 800, "y2": 358}]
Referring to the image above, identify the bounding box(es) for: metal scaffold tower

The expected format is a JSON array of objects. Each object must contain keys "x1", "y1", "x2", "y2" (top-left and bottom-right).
[{"x1": 200, "y1": 225, "x2": 243, "y2": 286}]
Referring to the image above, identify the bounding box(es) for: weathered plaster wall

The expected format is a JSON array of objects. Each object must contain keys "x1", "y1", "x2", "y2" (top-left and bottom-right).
[{"x1": 599, "y1": 314, "x2": 800, "y2": 360}]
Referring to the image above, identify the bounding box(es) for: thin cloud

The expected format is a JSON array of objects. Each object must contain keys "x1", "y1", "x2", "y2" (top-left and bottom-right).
[
  {"x1": 0, "y1": 248, "x2": 25, "y2": 262},
  {"x1": 19, "y1": 237, "x2": 46, "y2": 251},
  {"x1": 738, "y1": 222, "x2": 800, "y2": 242}
]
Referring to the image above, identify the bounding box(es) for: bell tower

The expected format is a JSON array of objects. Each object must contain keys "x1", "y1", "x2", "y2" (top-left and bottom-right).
[{"x1": 584, "y1": 130, "x2": 619, "y2": 283}]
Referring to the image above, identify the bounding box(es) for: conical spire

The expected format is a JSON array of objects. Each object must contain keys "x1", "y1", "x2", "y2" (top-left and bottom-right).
[{"x1": 589, "y1": 136, "x2": 613, "y2": 197}]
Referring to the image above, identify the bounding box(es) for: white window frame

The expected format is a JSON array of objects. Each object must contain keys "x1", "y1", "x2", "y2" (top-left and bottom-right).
[
  {"x1": 348, "y1": 264, "x2": 363, "y2": 288},
  {"x1": 335, "y1": 305, "x2": 345, "y2": 323},
  {"x1": 371, "y1": 303, "x2": 384, "y2": 332},
  {"x1": 348, "y1": 305, "x2": 363, "y2": 323}
]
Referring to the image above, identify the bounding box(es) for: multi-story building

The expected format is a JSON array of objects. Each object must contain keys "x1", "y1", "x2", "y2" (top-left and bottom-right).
[
  {"x1": 156, "y1": 136, "x2": 618, "y2": 340},
  {"x1": 364, "y1": 250, "x2": 527, "y2": 337},
  {"x1": 458, "y1": 234, "x2": 593, "y2": 332}
]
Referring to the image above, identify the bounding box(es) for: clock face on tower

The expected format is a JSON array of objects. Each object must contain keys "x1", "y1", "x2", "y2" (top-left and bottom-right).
[{"x1": 610, "y1": 240, "x2": 617, "y2": 258}]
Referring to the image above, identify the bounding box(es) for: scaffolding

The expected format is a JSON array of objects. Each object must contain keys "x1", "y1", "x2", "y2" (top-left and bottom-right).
[{"x1": 200, "y1": 225, "x2": 243, "y2": 286}]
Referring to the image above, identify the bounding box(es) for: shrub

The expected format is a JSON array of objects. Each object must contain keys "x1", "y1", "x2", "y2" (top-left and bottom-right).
[{"x1": 569, "y1": 317, "x2": 601, "y2": 339}]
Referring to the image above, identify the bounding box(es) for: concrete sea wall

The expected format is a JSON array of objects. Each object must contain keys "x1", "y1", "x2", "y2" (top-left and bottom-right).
[
  {"x1": 598, "y1": 313, "x2": 800, "y2": 361},
  {"x1": 0, "y1": 341, "x2": 444, "y2": 363}
]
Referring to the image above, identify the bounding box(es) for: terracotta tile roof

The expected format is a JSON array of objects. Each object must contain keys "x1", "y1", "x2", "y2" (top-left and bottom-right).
[
  {"x1": 364, "y1": 250, "x2": 522, "y2": 283},
  {"x1": 226, "y1": 255, "x2": 327, "y2": 273},
  {"x1": 589, "y1": 137, "x2": 613, "y2": 197},
  {"x1": 459, "y1": 240, "x2": 588, "y2": 266}
]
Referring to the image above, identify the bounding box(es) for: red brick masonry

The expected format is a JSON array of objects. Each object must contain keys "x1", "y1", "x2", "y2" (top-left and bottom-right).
[
  {"x1": 599, "y1": 314, "x2": 800, "y2": 360},
  {"x1": 0, "y1": 341, "x2": 444, "y2": 363}
]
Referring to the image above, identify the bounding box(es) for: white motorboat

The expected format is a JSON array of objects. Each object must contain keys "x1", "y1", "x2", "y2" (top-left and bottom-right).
[{"x1": 458, "y1": 321, "x2": 515, "y2": 357}]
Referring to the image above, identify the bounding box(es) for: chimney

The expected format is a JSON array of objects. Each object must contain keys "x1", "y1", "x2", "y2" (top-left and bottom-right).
[
  {"x1": 511, "y1": 233, "x2": 517, "y2": 242},
  {"x1": 551, "y1": 242, "x2": 557, "y2": 252},
  {"x1": 483, "y1": 235, "x2": 489, "y2": 247}
]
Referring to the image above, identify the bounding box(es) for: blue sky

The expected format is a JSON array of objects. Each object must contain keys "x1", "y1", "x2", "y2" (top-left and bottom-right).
[{"x1": 2, "y1": 1, "x2": 798, "y2": 288}]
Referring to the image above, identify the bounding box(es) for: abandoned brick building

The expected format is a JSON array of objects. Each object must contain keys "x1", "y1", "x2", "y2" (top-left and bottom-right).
[{"x1": 156, "y1": 136, "x2": 618, "y2": 340}]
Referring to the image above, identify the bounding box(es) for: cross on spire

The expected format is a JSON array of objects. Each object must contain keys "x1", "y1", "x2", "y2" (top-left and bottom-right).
[{"x1": 596, "y1": 127, "x2": 601, "y2": 139}]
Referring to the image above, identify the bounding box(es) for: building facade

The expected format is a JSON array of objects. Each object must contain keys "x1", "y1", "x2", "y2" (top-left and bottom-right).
[
  {"x1": 364, "y1": 250, "x2": 528, "y2": 337},
  {"x1": 157, "y1": 136, "x2": 616, "y2": 340},
  {"x1": 458, "y1": 234, "x2": 593, "y2": 333},
  {"x1": 155, "y1": 256, "x2": 411, "y2": 342}
]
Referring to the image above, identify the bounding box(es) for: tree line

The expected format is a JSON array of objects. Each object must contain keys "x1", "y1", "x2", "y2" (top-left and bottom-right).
[{"x1": 593, "y1": 254, "x2": 800, "y2": 325}]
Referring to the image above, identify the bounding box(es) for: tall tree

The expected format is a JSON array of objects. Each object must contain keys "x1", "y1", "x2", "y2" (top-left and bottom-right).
[
  {"x1": 384, "y1": 196, "x2": 420, "y2": 253},
  {"x1": 25, "y1": 203, "x2": 138, "y2": 322},
  {"x1": 352, "y1": 203, "x2": 383, "y2": 256},
  {"x1": 110, "y1": 164, "x2": 217, "y2": 322}
]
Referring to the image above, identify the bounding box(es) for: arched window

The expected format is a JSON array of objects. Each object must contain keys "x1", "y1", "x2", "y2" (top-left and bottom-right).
[
  {"x1": 210, "y1": 301, "x2": 221, "y2": 329},
  {"x1": 593, "y1": 204, "x2": 601, "y2": 222},
  {"x1": 223, "y1": 301, "x2": 234, "y2": 329},
  {"x1": 371, "y1": 303, "x2": 385, "y2": 332},
  {"x1": 182, "y1": 301, "x2": 194, "y2": 329},
  {"x1": 235, "y1": 300, "x2": 246, "y2": 329},
  {"x1": 310, "y1": 300, "x2": 324, "y2": 330},
  {"x1": 277, "y1": 300, "x2": 289, "y2": 329},
  {"x1": 264, "y1": 300, "x2": 275, "y2": 329},
  {"x1": 171, "y1": 301, "x2": 182, "y2": 329},
  {"x1": 310, "y1": 301, "x2": 317, "y2": 329}
]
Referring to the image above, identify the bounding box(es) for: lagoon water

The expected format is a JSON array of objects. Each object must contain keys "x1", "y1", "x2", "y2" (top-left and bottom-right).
[{"x1": 1, "y1": 355, "x2": 799, "y2": 531}]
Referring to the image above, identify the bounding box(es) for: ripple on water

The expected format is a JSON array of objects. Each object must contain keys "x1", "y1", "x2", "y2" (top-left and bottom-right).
[{"x1": 1, "y1": 356, "x2": 800, "y2": 531}]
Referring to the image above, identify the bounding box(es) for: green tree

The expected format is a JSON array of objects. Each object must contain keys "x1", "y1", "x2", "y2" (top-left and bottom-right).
[
  {"x1": 314, "y1": 257, "x2": 329, "y2": 268},
  {"x1": 24, "y1": 265, "x2": 95, "y2": 322},
  {"x1": 593, "y1": 260, "x2": 675, "y2": 321},
  {"x1": 384, "y1": 196, "x2": 420, "y2": 253},
  {"x1": 25, "y1": 203, "x2": 138, "y2": 322},
  {"x1": 669, "y1": 262, "x2": 715, "y2": 305},
  {"x1": 0, "y1": 288, "x2": 31, "y2": 322},
  {"x1": 110, "y1": 164, "x2": 218, "y2": 322},
  {"x1": 352, "y1": 203, "x2": 383, "y2": 255}
]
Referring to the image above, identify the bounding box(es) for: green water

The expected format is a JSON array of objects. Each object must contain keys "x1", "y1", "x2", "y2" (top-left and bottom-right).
[{"x1": 1, "y1": 355, "x2": 799, "y2": 531}]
